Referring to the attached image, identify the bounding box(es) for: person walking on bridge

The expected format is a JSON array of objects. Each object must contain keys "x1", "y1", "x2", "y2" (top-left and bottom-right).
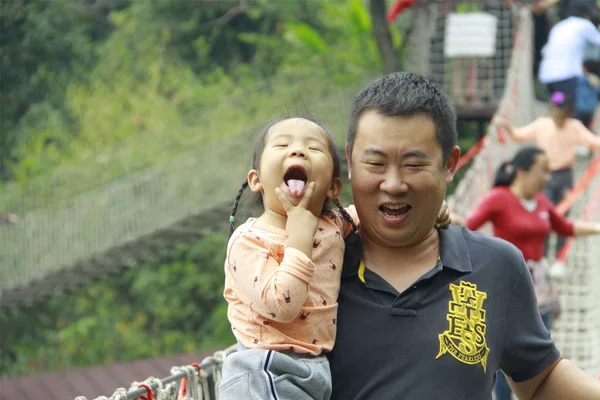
[
  {"x1": 539, "y1": 2, "x2": 600, "y2": 101},
  {"x1": 492, "y1": 91, "x2": 600, "y2": 255},
  {"x1": 451, "y1": 146, "x2": 600, "y2": 400}
]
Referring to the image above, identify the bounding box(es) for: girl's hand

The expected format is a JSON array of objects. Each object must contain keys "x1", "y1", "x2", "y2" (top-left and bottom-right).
[
  {"x1": 492, "y1": 115, "x2": 508, "y2": 128},
  {"x1": 449, "y1": 213, "x2": 466, "y2": 227},
  {"x1": 276, "y1": 182, "x2": 318, "y2": 258},
  {"x1": 435, "y1": 200, "x2": 451, "y2": 229}
]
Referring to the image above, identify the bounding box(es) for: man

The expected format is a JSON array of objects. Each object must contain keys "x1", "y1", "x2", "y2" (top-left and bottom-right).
[
  {"x1": 539, "y1": 2, "x2": 600, "y2": 101},
  {"x1": 327, "y1": 72, "x2": 600, "y2": 399}
]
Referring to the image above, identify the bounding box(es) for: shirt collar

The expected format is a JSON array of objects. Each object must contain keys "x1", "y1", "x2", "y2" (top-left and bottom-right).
[{"x1": 342, "y1": 224, "x2": 473, "y2": 279}]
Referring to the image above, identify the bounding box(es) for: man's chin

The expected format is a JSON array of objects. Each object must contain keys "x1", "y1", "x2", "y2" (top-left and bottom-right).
[{"x1": 377, "y1": 226, "x2": 436, "y2": 247}]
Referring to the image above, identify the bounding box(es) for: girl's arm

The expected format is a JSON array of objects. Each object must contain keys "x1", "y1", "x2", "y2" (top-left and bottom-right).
[
  {"x1": 492, "y1": 116, "x2": 540, "y2": 143},
  {"x1": 461, "y1": 190, "x2": 503, "y2": 231},
  {"x1": 545, "y1": 197, "x2": 600, "y2": 237},
  {"x1": 575, "y1": 120, "x2": 600, "y2": 151},
  {"x1": 225, "y1": 183, "x2": 320, "y2": 323},
  {"x1": 227, "y1": 233, "x2": 315, "y2": 323},
  {"x1": 546, "y1": 196, "x2": 576, "y2": 237},
  {"x1": 572, "y1": 221, "x2": 600, "y2": 236}
]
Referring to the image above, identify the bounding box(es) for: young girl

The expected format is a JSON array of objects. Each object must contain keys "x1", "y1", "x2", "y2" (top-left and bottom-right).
[{"x1": 219, "y1": 116, "x2": 450, "y2": 400}]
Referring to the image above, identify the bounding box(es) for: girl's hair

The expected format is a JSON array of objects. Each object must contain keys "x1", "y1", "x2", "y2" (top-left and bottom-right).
[
  {"x1": 550, "y1": 91, "x2": 574, "y2": 114},
  {"x1": 229, "y1": 116, "x2": 358, "y2": 236},
  {"x1": 493, "y1": 146, "x2": 545, "y2": 187}
]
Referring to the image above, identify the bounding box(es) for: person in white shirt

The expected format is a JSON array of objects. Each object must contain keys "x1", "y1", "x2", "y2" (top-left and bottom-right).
[{"x1": 539, "y1": 2, "x2": 600, "y2": 103}]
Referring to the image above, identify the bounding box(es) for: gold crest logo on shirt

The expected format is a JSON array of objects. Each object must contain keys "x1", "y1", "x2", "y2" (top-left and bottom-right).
[{"x1": 436, "y1": 281, "x2": 490, "y2": 372}]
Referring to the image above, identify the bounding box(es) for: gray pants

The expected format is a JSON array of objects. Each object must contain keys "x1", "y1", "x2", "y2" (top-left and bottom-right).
[
  {"x1": 219, "y1": 344, "x2": 332, "y2": 400},
  {"x1": 544, "y1": 168, "x2": 574, "y2": 256}
]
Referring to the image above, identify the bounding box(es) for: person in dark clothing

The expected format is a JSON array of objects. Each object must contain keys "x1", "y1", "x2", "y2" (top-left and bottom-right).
[{"x1": 559, "y1": 0, "x2": 599, "y2": 21}]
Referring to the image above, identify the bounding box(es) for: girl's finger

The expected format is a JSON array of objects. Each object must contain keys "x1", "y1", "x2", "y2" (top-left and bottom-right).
[
  {"x1": 275, "y1": 187, "x2": 294, "y2": 211},
  {"x1": 299, "y1": 182, "x2": 316, "y2": 209}
]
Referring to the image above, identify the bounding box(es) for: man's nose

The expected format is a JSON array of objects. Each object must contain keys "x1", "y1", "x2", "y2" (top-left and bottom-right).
[{"x1": 380, "y1": 169, "x2": 409, "y2": 195}]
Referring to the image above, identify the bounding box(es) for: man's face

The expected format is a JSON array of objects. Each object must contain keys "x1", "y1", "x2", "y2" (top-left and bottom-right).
[{"x1": 347, "y1": 111, "x2": 460, "y2": 247}]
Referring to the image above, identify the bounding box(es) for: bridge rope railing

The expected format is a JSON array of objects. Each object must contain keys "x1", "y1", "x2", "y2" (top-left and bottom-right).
[
  {"x1": 0, "y1": 72, "x2": 372, "y2": 309},
  {"x1": 74, "y1": 5, "x2": 600, "y2": 399}
]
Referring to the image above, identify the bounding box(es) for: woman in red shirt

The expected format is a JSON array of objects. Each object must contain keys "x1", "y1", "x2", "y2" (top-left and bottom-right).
[
  {"x1": 453, "y1": 145, "x2": 600, "y2": 400},
  {"x1": 455, "y1": 146, "x2": 600, "y2": 319}
]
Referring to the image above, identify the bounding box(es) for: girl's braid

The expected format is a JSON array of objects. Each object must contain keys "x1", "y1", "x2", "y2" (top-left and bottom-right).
[
  {"x1": 333, "y1": 198, "x2": 358, "y2": 232},
  {"x1": 229, "y1": 181, "x2": 248, "y2": 237}
]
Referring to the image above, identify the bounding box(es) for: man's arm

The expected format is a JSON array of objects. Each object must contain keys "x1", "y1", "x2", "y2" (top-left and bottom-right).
[
  {"x1": 500, "y1": 251, "x2": 600, "y2": 399},
  {"x1": 509, "y1": 359, "x2": 600, "y2": 399}
]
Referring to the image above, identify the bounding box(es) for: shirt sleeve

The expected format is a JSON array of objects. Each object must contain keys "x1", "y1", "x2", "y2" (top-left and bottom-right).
[
  {"x1": 542, "y1": 195, "x2": 575, "y2": 237},
  {"x1": 512, "y1": 118, "x2": 541, "y2": 142},
  {"x1": 575, "y1": 120, "x2": 600, "y2": 150},
  {"x1": 226, "y1": 232, "x2": 316, "y2": 323},
  {"x1": 465, "y1": 190, "x2": 502, "y2": 231},
  {"x1": 584, "y1": 20, "x2": 600, "y2": 46},
  {"x1": 501, "y1": 257, "x2": 561, "y2": 382}
]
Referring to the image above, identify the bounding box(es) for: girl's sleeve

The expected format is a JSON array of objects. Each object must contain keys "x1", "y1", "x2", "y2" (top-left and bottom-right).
[
  {"x1": 465, "y1": 190, "x2": 502, "y2": 231},
  {"x1": 512, "y1": 118, "x2": 542, "y2": 142},
  {"x1": 575, "y1": 120, "x2": 600, "y2": 150},
  {"x1": 226, "y1": 232, "x2": 315, "y2": 323},
  {"x1": 543, "y1": 196, "x2": 575, "y2": 237}
]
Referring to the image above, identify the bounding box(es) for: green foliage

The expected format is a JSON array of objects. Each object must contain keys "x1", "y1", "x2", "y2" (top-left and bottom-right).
[
  {"x1": 0, "y1": 232, "x2": 234, "y2": 376},
  {"x1": 0, "y1": 0, "x2": 400, "y2": 378},
  {"x1": 0, "y1": 0, "x2": 117, "y2": 179},
  {"x1": 284, "y1": 22, "x2": 329, "y2": 54},
  {"x1": 0, "y1": 0, "x2": 380, "y2": 213}
]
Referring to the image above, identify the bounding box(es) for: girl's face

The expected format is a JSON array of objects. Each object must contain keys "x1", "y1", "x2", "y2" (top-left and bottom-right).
[
  {"x1": 520, "y1": 154, "x2": 550, "y2": 196},
  {"x1": 247, "y1": 118, "x2": 342, "y2": 218},
  {"x1": 550, "y1": 105, "x2": 570, "y2": 121}
]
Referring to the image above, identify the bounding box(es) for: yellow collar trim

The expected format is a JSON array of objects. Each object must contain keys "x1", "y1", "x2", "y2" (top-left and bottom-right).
[
  {"x1": 358, "y1": 256, "x2": 441, "y2": 284},
  {"x1": 358, "y1": 260, "x2": 366, "y2": 284}
]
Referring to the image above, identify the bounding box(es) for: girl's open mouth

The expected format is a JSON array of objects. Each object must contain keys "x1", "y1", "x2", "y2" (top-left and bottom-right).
[{"x1": 284, "y1": 166, "x2": 308, "y2": 197}]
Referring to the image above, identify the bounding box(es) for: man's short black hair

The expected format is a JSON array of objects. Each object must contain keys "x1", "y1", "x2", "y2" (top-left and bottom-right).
[{"x1": 347, "y1": 72, "x2": 457, "y2": 162}]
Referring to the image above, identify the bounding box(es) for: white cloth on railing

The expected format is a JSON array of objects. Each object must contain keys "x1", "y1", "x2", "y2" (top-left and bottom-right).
[
  {"x1": 527, "y1": 258, "x2": 561, "y2": 316},
  {"x1": 74, "y1": 387, "x2": 127, "y2": 400}
]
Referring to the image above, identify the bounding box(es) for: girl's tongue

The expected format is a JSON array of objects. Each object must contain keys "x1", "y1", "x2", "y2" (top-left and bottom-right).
[{"x1": 287, "y1": 179, "x2": 306, "y2": 197}]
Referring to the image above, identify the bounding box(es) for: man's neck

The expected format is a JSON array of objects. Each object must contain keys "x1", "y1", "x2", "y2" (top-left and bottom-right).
[{"x1": 361, "y1": 229, "x2": 440, "y2": 273}]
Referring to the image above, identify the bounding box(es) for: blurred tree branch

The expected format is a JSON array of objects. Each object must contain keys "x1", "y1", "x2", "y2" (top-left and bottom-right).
[
  {"x1": 369, "y1": 0, "x2": 398, "y2": 73},
  {"x1": 196, "y1": 0, "x2": 250, "y2": 33}
]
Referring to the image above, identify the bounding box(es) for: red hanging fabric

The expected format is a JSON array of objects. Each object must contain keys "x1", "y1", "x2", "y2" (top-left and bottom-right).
[{"x1": 386, "y1": 0, "x2": 414, "y2": 22}]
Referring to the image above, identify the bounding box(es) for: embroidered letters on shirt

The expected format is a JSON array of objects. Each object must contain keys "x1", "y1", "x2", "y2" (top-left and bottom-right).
[{"x1": 436, "y1": 281, "x2": 490, "y2": 372}]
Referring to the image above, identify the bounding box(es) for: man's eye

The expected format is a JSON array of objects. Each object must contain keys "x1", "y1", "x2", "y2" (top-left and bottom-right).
[{"x1": 366, "y1": 162, "x2": 384, "y2": 167}]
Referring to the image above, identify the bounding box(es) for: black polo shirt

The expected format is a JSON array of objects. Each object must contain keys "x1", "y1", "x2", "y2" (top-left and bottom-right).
[{"x1": 328, "y1": 225, "x2": 560, "y2": 400}]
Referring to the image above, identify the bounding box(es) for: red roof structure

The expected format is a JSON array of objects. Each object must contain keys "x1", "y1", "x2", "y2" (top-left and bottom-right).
[{"x1": 0, "y1": 349, "x2": 219, "y2": 400}]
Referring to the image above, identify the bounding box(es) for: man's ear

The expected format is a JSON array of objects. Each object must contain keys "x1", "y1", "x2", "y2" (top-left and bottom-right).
[
  {"x1": 345, "y1": 144, "x2": 352, "y2": 180},
  {"x1": 247, "y1": 169, "x2": 263, "y2": 193},
  {"x1": 327, "y1": 177, "x2": 343, "y2": 200},
  {"x1": 445, "y1": 146, "x2": 461, "y2": 185}
]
